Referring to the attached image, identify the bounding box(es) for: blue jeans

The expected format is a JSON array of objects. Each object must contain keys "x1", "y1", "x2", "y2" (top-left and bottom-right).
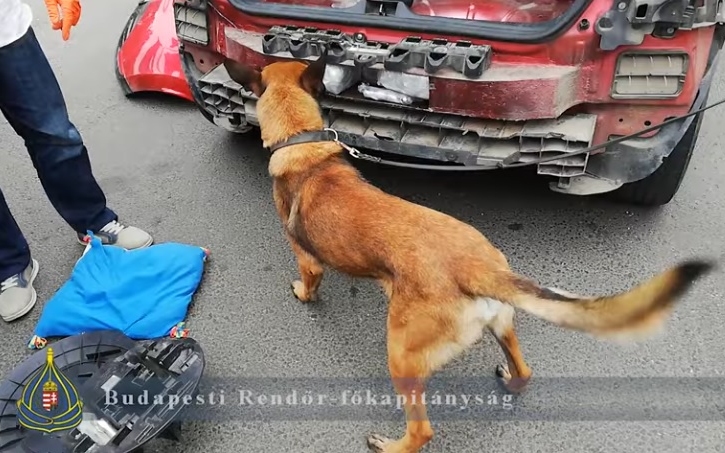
[{"x1": 0, "y1": 27, "x2": 117, "y2": 281}]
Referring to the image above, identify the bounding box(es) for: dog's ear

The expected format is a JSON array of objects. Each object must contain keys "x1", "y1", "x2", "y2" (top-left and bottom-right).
[
  {"x1": 223, "y1": 58, "x2": 265, "y2": 97},
  {"x1": 299, "y1": 48, "x2": 328, "y2": 98}
]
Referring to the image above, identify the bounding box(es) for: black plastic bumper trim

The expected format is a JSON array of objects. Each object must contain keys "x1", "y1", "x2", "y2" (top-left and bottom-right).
[{"x1": 586, "y1": 50, "x2": 720, "y2": 184}]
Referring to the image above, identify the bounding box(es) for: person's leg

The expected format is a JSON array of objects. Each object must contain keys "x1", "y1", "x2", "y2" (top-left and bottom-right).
[
  {"x1": 0, "y1": 188, "x2": 38, "y2": 322},
  {"x1": 0, "y1": 27, "x2": 152, "y2": 249}
]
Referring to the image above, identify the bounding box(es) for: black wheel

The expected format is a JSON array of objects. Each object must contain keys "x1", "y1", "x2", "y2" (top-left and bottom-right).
[{"x1": 611, "y1": 110, "x2": 704, "y2": 207}]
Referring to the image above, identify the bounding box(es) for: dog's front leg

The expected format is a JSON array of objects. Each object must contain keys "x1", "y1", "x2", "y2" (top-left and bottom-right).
[
  {"x1": 285, "y1": 233, "x2": 324, "y2": 302},
  {"x1": 273, "y1": 185, "x2": 324, "y2": 302}
]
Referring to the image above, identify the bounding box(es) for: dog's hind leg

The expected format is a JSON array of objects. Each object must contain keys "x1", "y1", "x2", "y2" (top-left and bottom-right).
[
  {"x1": 285, "y1": 233, "x2": 324, "y2": 302},
  {"x1": 368, "y1": 299, "x2": 459, "y2": 453},
  {"x1": 367, "y1": 337, "x2": 434, "y2": 452},
  {"x1": 488, "y1": 304, "x2": 532, "y2": 393}
]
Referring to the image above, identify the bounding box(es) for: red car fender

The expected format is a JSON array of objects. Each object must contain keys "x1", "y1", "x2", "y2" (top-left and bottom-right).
[{"x1": 116, "y1": 0, "x2": 193, "y2": 102}]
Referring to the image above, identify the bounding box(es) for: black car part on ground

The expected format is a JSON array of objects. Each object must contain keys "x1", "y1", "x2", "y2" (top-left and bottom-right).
[
  {"x1": 222, "y1": 0, "x2": 724, "y2": 45},
  {"x1": 0, "y1": 331, "x2": 204, "y2": 453},
  {"x1": 58, "y1": 337, "x2": 205, "y2": 452}
]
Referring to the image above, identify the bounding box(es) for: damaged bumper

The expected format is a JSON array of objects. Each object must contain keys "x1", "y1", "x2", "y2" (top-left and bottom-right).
[
  {"x1": 195, "y1": 59, "x2": 596, "y2": 180},
  {"x1": 175, "y1": 4, "x2": 720, "y2": 196}
]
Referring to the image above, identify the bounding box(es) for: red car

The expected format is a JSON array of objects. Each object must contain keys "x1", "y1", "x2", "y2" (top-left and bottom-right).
[{"x1": 171, "y1": 0, "x2": 724, "y2": 206}]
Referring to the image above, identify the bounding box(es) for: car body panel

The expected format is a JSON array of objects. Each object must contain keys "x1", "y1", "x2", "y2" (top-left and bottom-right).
[{"x1": 116, "y1": 0, "x2": 194, "y2": 102}]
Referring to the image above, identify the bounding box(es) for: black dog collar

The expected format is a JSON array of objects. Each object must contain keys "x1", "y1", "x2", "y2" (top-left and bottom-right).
[{"x1": 267, "y1": 129, "x2": 339, "y2": 153}]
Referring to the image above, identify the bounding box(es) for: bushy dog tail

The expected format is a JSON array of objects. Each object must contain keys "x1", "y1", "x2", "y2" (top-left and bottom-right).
[{"x1": 477, "y1": 260, "x2": 714, "y2": 339}]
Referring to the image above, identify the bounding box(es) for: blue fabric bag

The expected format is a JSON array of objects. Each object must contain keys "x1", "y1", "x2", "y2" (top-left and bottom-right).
[{"x1": 28, "y1": 234, "x2": 208, "y2": 349}]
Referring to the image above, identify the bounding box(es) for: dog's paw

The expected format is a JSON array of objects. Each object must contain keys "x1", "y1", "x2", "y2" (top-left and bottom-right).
[
  {"x1": 495, "y1": 364, "x2": 529, "y2": 394},
  {"x1": 291, "y1": 280, "x2": 316, "y2": 302},
  {"x1": 367, "y1": 433, "x2": 394, "y2": 452}
]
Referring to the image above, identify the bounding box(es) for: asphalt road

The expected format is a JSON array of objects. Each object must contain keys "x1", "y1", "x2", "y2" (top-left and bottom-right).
[{"x1": 2, "y1": 1, "x2": 725, "y2": 452}]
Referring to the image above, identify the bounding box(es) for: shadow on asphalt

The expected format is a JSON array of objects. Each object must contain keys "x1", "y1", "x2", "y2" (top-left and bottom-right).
[{"x1": 122, "y1": 91, "x2": 199, "y2": 111}]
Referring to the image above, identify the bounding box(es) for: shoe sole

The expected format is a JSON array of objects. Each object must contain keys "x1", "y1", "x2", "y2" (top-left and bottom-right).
[
  {"x1": 77, "y1": 236, "x2": 154, "y2": 249},
  {"x1": 2, "y1": 259, "x2": 39, "y2": 322}
]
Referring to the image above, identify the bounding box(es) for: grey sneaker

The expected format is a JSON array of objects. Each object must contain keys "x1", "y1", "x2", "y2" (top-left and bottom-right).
[
  {"x1": 0, "y1": 259, "x2": 39, "y2": 322},
  {"x1": 77, "y1": 220, "x2": 153, "y2": 250}
]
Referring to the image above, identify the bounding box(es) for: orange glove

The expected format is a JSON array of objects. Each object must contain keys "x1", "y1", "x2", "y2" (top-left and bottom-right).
[{"x1": 44, "y1": 0, "x2": 82, "y2": 41}]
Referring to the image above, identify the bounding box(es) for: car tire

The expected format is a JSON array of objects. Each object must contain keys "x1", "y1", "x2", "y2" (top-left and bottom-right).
[{"x1": 610, "y1": 110, "x2": 704, "y2": 207}]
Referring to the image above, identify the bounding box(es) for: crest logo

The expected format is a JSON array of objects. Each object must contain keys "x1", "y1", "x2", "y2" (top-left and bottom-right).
[{"x1": 16, "y1": 347, "x2": 84, "y2": 433}]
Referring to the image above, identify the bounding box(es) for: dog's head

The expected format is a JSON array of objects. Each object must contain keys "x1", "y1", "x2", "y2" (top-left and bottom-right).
[{"x1": 223, "y1": 50, "x2": 328, "y2": 148}]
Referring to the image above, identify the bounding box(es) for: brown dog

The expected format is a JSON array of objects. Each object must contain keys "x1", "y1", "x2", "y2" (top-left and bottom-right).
[{"x1": 223, "y1": 52, "x2": 714, "y2": 453}]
